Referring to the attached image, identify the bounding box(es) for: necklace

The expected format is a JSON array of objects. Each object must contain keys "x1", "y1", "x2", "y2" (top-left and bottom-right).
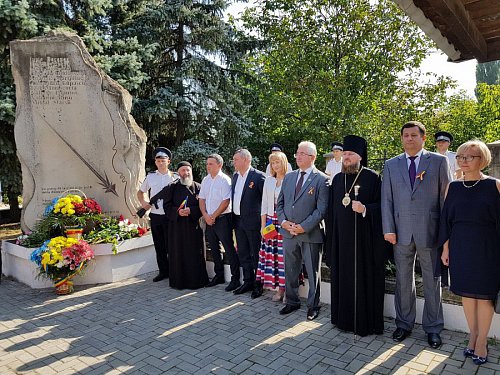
[
  {"x1": 342, "y1": 167, "x2": 364, "y2": 207},
  {"x1": 462, "y1": 175, "x2": 483, "y2": 189}
]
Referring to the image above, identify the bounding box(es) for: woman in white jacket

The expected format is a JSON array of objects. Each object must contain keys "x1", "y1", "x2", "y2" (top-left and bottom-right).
[{"x1": 254, "y1": 151, "x2": 291, "y2": 301}]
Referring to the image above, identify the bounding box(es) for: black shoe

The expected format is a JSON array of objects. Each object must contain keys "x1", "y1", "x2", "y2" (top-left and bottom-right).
[
  {"x1": 233, "y1": 283, "x2": 254, "y2": 295},
  {"x1": 251, "y1": 284, "x2": 263, "y2": 299},
  {"x1": 307, "y1": 308, "x2": 320, "y2": 321},
  {"x1": 392, "y1": 328, "x2": 411, "y2": 342},
  {"x1": 225, "y1": 280, "x2": 241, "y2": 292},
  {"x1": 427, "y1": 333, "x2": 442, "y2": 349},
  {"x1": 153, "y1": 274, "x2": 167, "y2": 282},
  {"x1": 280, "y1": 304, "x2": 300, "y2": 315},
  {"x1": 206, "y1": 275, "x2": 225, "y2": 287}
]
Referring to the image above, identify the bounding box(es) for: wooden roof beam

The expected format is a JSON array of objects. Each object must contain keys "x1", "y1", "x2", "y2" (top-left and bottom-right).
[{"x1": 414, "y1": 0, "x2": 488, "y2": 61}]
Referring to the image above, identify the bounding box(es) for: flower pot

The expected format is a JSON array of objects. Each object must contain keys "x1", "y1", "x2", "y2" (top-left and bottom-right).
[
  {"x1": 64, "y1": 226, "x2": 83, "y2": 240},
  {"x1": 55, "y1": 280, "x2": 74, "y2": 295}
]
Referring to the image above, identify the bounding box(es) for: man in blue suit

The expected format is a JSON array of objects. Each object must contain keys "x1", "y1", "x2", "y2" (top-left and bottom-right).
[
  {"x1": 277, "y1": 141, "x2": 329, "y2": 320},
  {"x1": 382, "y1": 121, "x2": 451, "y2": 348},
  {"x1": 231, "y1": 149, "x2": 266, "y2": 296}
]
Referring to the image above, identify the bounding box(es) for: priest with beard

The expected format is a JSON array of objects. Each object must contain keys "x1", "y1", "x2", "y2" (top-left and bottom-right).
[
  {"x1": 163, "y1": 161, "x2": 209, "y2": 289},
  {"x1": 325, "y1": 135, "x2": 389, "y2": 336}
]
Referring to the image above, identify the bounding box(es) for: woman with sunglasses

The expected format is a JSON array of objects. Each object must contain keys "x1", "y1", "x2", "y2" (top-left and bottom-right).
[{"x1": 439, "y1": 140, "x2": 500, "y2": 365}]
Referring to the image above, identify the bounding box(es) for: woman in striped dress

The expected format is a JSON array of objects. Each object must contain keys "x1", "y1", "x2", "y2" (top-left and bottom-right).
[{"x1": 255, "y1": 151, "x2": 289, "y2": 301}]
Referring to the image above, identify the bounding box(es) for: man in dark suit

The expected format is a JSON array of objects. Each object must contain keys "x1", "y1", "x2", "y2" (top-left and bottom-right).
[
  {"x1": 382, "y1": 121, "x2": 452, "y2": 348},
  {"x1": 231, "y1": 149, "x2": 266, "y2": 296},
  {"x1": 277, "y1": 141, "x2": 329, "y2": 320}
]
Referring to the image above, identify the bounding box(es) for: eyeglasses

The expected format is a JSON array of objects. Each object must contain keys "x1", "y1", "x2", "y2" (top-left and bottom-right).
[
  {"x1": 455, "y1": 155, "x2": 481, "y2": 162},
  {"x1": 294, "y1": 152, "x2": 313, "y2": 158}
]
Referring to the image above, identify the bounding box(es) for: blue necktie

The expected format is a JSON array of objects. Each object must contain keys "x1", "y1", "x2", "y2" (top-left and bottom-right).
[{"x1": 409, "y1": 156, "x2": 417, "y2": 189}]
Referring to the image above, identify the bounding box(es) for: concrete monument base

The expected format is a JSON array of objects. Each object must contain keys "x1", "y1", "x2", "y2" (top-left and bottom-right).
[{"x1": 1, "y1": 235, "x2": 157, "y2": 288}]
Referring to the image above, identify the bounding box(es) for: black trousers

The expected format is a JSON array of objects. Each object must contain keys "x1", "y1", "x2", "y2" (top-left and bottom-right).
[
  {"x1": 233, "y1": 216, "x2": 261, "y2": 284},
  {"x1": 150, "y1": 213, "x2": 169, "y2": 276},
  {"x1": 205, "y1": 214, "x2": 240, "y2": 282}
]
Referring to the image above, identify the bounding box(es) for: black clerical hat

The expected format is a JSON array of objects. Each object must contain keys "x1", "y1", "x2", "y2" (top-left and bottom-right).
[
  {"x1": 269, "y1": 143, "x2": 284, "y2": 153},
  {"x1": 434, "y1": 131, "x2": 453, "y2": 143},
  {"x1": 330, "y1": 142, "x2": 343, "y2": 151},
  {"x1": 343, "y1": 135, "x2": 367, "y2": 167},
  {"x1": 153, "y1": 147, "x2": 172, "y2": 159},
  {"x1": 177, "y1": 161, "x2": 192, "y2": 170}
]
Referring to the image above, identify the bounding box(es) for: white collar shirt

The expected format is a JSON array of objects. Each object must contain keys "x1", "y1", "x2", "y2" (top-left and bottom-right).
[
  {"x1": 296, "y1": 166, "x2": 314, "y2": 188},
  {"x1": 233, "y1": 167, "x2": 250, "y2": 215},
  {"x1": 405, "y1": 149, "x2": 424, "y2": 172},
  {"x1": 139, "y1": 170, "x2": 175, "y2": 215},
  {"x1": 325, "y1": 158, "x2": 342, "y2": 178},
  {"x1": 199, "y1": 170, "x2": 232, "y2": 215}
]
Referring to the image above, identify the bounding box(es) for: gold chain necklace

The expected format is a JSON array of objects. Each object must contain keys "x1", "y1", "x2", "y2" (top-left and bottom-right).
[{"x1": 342, "y1": 166, "x2": 364, "y2": 207}]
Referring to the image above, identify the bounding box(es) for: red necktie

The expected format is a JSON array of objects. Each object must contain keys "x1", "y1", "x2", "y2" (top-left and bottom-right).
[{"x1": 295, "y1": 171, "x2": 306, "y2": 199}]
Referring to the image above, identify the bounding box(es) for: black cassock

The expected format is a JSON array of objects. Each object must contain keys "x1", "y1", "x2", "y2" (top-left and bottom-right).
[
  {"x1": 164, "y1": 181, "x2": 209, "y2": 290},
  {"x1": 325, "y1": 168, "x2": 389, "y2": 336}
]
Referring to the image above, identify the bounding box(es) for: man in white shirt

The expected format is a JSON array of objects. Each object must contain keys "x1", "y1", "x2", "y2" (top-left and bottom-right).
[
  {"x1": 199, "y1": 154, "x2": 241, "y2": 290},
  {"x1": 265, "y1": 143, "x2": 293, "y2": 176},
  {"x1": 325, "y1": 142, "x2": 343, "y2": 179},
  {"x1": 435, "y1": 131, "x2": 461, "y2": 179},
  {"x1": 137, "y1": 147, "x2": 176, "y2": 282}
]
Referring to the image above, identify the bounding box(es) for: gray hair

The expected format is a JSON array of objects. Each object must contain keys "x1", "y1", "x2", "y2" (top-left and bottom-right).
[
  {"x1": 298, "y1": 141, "x2": 317, "y2": 156},
  {"x1": 234, "y1": 148, "x2": 252, "y2": 161},
  {"x1": 207, "y1": 153, "x2": 223, "y2": 165}
]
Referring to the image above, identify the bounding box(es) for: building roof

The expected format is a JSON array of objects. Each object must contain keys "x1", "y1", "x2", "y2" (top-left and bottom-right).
[{"x1": 393, "y1": 0, "x2": 500, "y2": 62}]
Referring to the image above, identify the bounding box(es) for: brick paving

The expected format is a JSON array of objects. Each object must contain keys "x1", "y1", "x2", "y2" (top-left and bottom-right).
[{"x1": 0, "y1": 273, "x2": 498, "y2": 375}]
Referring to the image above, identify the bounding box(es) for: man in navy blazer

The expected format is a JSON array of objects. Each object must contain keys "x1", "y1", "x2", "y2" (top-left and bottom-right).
[
  {"x1": 382, "y1": 121, "x2": 451, "y2": 348},
  {"x1": 277, "y1": 141, "x2": 329, "y2": 320},
  {"x1": 231, "y1": 149, "x2": 266, "y2": 295}
]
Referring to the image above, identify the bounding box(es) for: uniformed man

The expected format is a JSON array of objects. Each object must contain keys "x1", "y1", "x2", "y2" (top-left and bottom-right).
[
  {"x1": 265, "y1": 143, "x2": 293, "y2": 176},
  {"x1": 325, "y1": 142, "x2": 343, "y2": 179},
  {"x1": 435, "y1": 131, "x2": 461, "y2": 179},
  {"x1": 137, "y1": 147, "x2": 176, "y2": 282}
]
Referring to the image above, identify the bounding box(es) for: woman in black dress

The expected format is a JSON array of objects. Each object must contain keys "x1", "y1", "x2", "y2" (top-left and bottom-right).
[{"x1": 440, "y1": 140, "x2": 500, "y2": 365}]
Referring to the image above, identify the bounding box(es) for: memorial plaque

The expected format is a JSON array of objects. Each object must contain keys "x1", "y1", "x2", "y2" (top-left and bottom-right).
[{"x1": 10, "y1": 31, "x2": 147, "y2": 231}]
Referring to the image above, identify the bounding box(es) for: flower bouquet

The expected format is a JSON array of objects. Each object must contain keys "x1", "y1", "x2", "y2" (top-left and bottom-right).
[
  {"x1": 30, "y1": 236, "x2": 95, "y2": 294},
  {"x1": 85, "y1": 215, "x2": 148, "y2": 254}
]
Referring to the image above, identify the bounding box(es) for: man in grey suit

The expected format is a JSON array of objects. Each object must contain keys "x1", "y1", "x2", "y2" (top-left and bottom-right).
[
  {"x1": 277, "y1": 141, "x2": 329, "y2": 320},
  {"x1": 382, "y1": 121, "x2": 451, "y2": 348}
]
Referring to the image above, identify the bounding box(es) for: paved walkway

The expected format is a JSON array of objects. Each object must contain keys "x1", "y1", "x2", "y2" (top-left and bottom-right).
[{"x1": 0, "y1": 274, "x2": 498, "y2": 375}]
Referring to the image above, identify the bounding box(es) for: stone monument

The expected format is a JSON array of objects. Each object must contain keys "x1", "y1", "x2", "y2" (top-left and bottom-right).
[{"x1": 10, "y1": 31, "x2": 147, "y2": 231}]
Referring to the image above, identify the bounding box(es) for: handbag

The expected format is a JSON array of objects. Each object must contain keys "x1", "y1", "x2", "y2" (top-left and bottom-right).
[{"x1": 495, "y1": 289, "x2": 500, "y2": 314}]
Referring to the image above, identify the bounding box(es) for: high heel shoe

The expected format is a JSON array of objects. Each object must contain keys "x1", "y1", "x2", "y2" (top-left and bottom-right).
[
  {"x1": 472, "y1": 344, "x2": 488, "y2": 365},
  {"x1": 472, "y1": 354, "x2": 488, "y2": 365},
  {"x1": 463, "y1": 348, "x2": 474, "y2": 358}
]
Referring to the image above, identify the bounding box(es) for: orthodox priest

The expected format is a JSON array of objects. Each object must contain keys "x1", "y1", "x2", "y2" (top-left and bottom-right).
[
  {"x1": 325, "y1": 135, "x2": 389, "y2": 336},
  {"x1": 164, "y1": 161, "x2": 209, "y2": 289}
]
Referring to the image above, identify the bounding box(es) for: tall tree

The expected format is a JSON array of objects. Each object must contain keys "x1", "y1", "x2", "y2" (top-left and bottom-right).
[
  {"x1": 240, "y1": 0, "x2": 435, "y2": 166},
  {"x1": 128, "y1": 0, "x2": 254, "y2": 176},
  {"x1": 0, "y1": 0, "x2": 155, "y2": 220}
]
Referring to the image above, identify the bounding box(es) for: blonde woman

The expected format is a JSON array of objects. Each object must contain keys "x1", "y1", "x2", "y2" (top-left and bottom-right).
[
  {"x1": 439, "y1": 140, "x2": 500, "y2": 365},
  {"x1": 253, "y1": 152, "x2": 290, "y2": 300}
]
